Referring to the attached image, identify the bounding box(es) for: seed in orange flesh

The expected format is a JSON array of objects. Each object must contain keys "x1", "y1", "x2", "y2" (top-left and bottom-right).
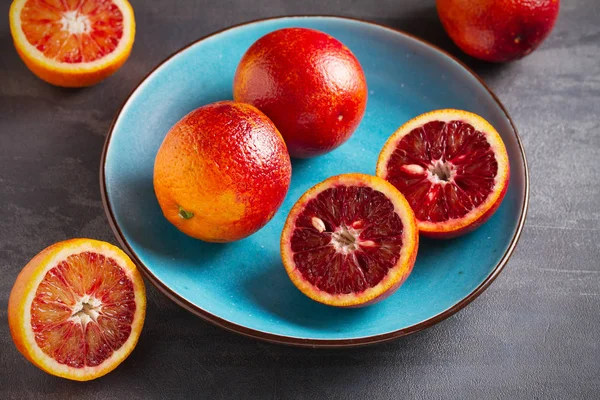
[
  {"x1": 280, "y1": 174, "x2": 419, "y2": 307},
  {"x1": 9, "y1": 0, "x2": 135, "y2": 87},
  {"x1": 8, "y1": 239, "x2": 146, "y2": 381},
  {"x1": 376, "y1": 109, "x2": 510, "y2": 238}
]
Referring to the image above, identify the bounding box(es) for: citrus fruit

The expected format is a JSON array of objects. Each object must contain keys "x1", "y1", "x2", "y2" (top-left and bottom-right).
[
  {"x1": 376, "y1": 109, "x2": 510, "y2": 238},
  {"x1": 8, "y1": 239, "x2": 146, "y2": 381},
  {"x1": 154, "y1": 101, "x2": 292, "y2": 242},
  {"x1": 233, "y1": 28, "x2": 368, "y2": 159},
  {"x1": 280, "y1": 174, "x2": 418, "y2": 307},
  {"x1": 9, "y1": 0, "x2": 135, "y2": 87},
  {"x1": 436, "y1": 0, "x2": 560, "y2": 62}
]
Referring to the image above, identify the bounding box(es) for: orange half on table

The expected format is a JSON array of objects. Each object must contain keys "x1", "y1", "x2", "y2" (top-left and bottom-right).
[
  {"x1": 9, "y1": 0, "x2": 135, "y2": 87},
  {"x1": 8, "y1": 239, "x2": 146, "y2": 381}
]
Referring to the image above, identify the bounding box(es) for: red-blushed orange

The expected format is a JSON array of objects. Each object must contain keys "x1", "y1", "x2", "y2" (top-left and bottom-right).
[
  {"x1": 153, "y1": 101, "x2": 292, "y2": 242},
  {"x1": 436, "y1": 0, "x2": 560, "y2": 62},
  {"x1": 234, "y1": 28, "x2": 368, "y2": 158}
]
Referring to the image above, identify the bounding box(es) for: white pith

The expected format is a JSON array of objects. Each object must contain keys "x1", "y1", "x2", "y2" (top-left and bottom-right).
[
  {"x1": 68, "y1": 294, "x2": 102, "y2": 326},
  {"x1": 426, "y1": 159, "x2": 456, "y2": 184},
  {"x1": 400, "y1": 158, "x2": 458, "y2": 198},
  {"x1": 331, "y1": 225, "x2": 362, "y2": 254},
  {"x1": 60, "y1": 11, "x2": 91, "y2": 35},
  {"x1": 311, "y1": 217, "x2": 376, "y2": 255}
]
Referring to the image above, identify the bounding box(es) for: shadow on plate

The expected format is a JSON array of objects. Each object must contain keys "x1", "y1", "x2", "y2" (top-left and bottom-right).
[
  {"x1": 242, "y1": 260, "x2": 369, "y2": 329},
  {"x1": 241, "y1": 231, "x2": 476, "y2": 330},
  {"x1": 290, "y1": 157, "x2": 318, "y2": 176},
  {"x1": 416, "y1": 236, "x2": 462, "y2": 264}
]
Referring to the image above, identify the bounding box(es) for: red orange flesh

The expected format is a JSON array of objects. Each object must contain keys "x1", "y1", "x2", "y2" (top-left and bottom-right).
[
  {"x1": 377, "y1": 109, "x2": 510, "y2": 238},
  {"x1": 281, "y1": 174, "x2": 418, "y2": 307},
  {"x1": 8, "y1": 239, "x2": 146, "y2": 381}
]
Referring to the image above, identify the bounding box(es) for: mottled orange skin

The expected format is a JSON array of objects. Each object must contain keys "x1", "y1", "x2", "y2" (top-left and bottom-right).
[
  {"x1": 233, "y1": 28, "x2": 368, "y2": 158},
  {"x1": 153, "y1": 101, "x2": 292, "y2": 242},
  {"x1": 437, "y1": 0, "x2": 560, "y2": 62}
]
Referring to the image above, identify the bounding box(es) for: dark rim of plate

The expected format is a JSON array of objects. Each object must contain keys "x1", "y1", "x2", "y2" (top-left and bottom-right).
[{"x1": 99, "y1": 15, "x2": 530, "y2": 348}]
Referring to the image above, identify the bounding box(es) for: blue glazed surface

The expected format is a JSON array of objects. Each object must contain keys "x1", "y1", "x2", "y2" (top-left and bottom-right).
[{"x1": 104, "y1": 17, "x2": 527, "y2": 341}]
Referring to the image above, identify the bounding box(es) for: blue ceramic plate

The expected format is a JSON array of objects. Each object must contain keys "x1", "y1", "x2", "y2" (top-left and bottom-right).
[{"x1": 101, "y1": 16, "x2": 528, "y2": 347}]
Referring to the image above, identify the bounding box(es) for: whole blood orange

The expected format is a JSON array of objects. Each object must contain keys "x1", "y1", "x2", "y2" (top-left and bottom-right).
[
  {"x1": 9, "y1": 0, "x2": 135, "y2": 87},
  {"x1": 436, "y1": 0, "x2": 560, "y2": 62},
  {"x1": 233, "y1": 28, "x2": 368, "y2": 158},
  {"x1": 154, "y1": 101, "x2": 292, "y2": 242},
  {"x1": 376, "y1": 109, "x2": 510, "y2": 238},
  {"x1": 8, "y1": 239, "x2": 146, "y2": 381},
  {"x1": 281, "y1": 174, "x2": 418, "y2": 307}
]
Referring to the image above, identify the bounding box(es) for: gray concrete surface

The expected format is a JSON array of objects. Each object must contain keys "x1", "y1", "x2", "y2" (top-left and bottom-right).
[{"x1": 1, "y1": 0, "x2": 599, "y2": 398}]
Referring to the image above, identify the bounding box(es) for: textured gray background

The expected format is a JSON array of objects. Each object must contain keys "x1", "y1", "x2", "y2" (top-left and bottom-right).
[{"x1": 1, "y1": 0, "x2": 599, "y2": 399}]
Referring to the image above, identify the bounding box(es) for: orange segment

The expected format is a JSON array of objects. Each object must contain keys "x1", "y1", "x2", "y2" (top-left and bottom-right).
[
  {"x1": 8, "y1": 239, "x2": 145, "y2": 381},
  {"x1": 9, "y1": 0, "x2": 135, "y2": 87}
]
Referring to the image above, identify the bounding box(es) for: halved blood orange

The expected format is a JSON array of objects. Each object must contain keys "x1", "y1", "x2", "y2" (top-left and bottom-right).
[
  {"x1": 9, "y1": 0, "x2": 135, "y2": 87},
  {"x1": 8, "y1": 239, "x2": 145, "y2": 381},
  {"x1": 281, "y1": 174, "x2": 419, "y2": 307},
  {"x1": 376, "y1": 109, "x2": 510, "y2": 238}
]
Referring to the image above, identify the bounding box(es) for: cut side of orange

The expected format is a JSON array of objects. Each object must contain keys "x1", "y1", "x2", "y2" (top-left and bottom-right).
[
  {"x1": 9, "y1": 0, "x2": 135, "y2": 87},
  {"x1": 280, "y1": 174, "x2": 419, "y2": 307},
  {"x1": 8, "y1": 239, "x2": 146, "y2": 381},
  {"x1": 376, "y1": 109, "x2": 510, "y2": 238}
]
